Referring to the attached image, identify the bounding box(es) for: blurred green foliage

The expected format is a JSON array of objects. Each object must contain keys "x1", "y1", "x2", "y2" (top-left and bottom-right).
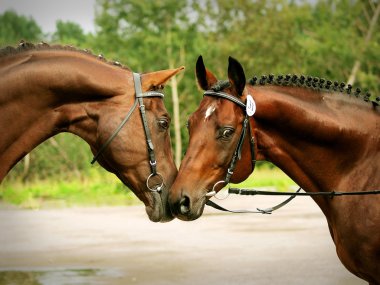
[
  {"x1": 0, "y1": 166, "x2": 292, "y2": 208},
  {"x1": 0, "y1": 10, "x2": 43, "y2": 43},
  {"x1": 52, "y1": 20, "x2": 87, "y2": 46},
  {"x1": 0, "y1": 168, "x2": 140, "y2": 208},
  {"x1": 0, "y1": 0, "x2": 378, "y2": 195}
]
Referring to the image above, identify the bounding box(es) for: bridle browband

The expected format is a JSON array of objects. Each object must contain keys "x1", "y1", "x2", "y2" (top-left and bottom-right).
[
  {"x1": 203, "y1": 90, "x2": 257, "y2": 197},
  {"x1": 91, "y1": 72, "x2": 165, "y2": 192},
  {"x1": 204, "y1": 90, "x2": 247, "y2": 108}
]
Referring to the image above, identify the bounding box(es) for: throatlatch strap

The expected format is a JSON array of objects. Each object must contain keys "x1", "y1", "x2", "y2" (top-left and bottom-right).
[{"x1": 91, "y1": 98, "x2": 138, "y2": 164}]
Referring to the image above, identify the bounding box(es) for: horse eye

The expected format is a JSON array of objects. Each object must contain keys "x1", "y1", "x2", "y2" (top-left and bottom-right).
[
  {"x1": 158, "y1": 118, "x2": 169, "y2": 130},
  {"x1": 220, "y1": 128, "x2": 234, "y2": 139},
  {"x1": 223, "y1": 129, "x2": 233, "y2": 137}
]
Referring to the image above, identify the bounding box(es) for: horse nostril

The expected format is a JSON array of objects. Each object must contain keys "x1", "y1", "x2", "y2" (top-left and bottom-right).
[{"x1": 179, "y1": 196, "x2": 191, "y2": 215}]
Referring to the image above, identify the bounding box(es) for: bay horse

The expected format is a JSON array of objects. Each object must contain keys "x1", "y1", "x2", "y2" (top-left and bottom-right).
[
  {"x1": 0, "y1": 41, "x2": 184, "y2": 222},
  {"x1": 169, "y1": 56, "x2": 380, "y2": 283}
]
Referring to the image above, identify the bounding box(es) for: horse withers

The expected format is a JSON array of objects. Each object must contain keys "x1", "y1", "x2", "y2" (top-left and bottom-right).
[
  {"x1": 0, "y1": 42, "x2": 184, "y2": 222},
  {"x1": 169, "y1": 56, "x2": 380, "y2": 283}
]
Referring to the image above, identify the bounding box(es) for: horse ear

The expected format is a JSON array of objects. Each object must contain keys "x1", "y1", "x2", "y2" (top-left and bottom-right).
[
  {"x1": 228, "y1": 56, "x2": 246, "y2": 96},
  {"x1": 141, "y1": 66, "x2": 185, "y2": 90},
  {"x1": 196, "y1": 55, "x2": 218, "y2": 90}
]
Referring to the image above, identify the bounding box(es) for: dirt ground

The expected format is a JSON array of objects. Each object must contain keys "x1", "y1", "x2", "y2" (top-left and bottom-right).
[{"x1": 0, "y1": 194, "x2": 366, "y2": 285}]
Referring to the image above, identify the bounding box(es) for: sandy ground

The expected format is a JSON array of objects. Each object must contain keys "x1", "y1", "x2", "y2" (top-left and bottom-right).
[{"x1": 0, "y1": 194, "x2": 366, "y2": 285}]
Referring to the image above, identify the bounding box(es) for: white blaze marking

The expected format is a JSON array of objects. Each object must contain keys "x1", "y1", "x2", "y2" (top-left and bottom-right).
[{"x1": 204, "y1": 105, "x2": 216, "y2": 120}]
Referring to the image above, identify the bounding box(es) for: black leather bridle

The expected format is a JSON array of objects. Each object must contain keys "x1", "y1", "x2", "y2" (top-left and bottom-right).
[
  {"x1": 91, "y1": 72, "x2": 164, "y2": 192},
  {"x1": 202, "y1": 91, "x2": 380, "y2": 214},
  {"x1": 202, "y1": 90, "x2": 257, "y2": 197}
]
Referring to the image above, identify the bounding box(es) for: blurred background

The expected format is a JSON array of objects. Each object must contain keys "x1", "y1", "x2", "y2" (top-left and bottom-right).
[{"x1": 0, "y1": 0, "x2": 379, "y2": 208}]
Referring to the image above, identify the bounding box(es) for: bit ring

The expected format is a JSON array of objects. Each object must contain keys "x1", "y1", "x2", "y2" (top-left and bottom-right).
[{"x1": 146, "y1": 172, "x2": 164, "y2": 192}]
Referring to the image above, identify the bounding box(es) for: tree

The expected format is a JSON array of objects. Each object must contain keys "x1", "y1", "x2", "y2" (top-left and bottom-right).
[
  {"x1": 193, "y1": 0, "x2": 379, "y2": 94},
  {"x1": 52, "y1": 20, "x2": 87, "y2": 46},
  {"x1": 2, "y1": 0, "x2": 378, "y2": 184},
  {"x1": 94, "y1": 0, "x2": 201, "y2": 166},
  {"x1": 0, "y1": 10, "x2": 43, "y2": 45},
  {"x1": 347, "y1": 0, "x2": 380, "y2": 90}
]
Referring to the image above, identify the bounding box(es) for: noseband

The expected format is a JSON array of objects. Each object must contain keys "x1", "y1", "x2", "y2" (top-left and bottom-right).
[
  {"x1": 203, "y1": 90, "x2": 257, "y2": 197},
  {"x1": 91, "y1": 73, "x2": 165, "y2": 192}
]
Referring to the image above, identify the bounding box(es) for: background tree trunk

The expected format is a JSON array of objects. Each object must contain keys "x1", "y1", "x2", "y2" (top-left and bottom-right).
[
  {"x1": 22, "y1": 154, "x2": 30, "y2": 182},
  {"x1": 347, "y1": 1, "x2": 380, "y2": 85},
  {"x1": 166, "y1": 28, "x2": 183, "y2": 167},
  {"x1": 169, "y1": 73, "x2": 181, "y2": 167}
]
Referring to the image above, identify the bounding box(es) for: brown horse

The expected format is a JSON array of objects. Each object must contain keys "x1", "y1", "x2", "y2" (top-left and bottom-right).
[
  {"x1": 0, "y1": 42, "x2": 184, "y2": 222},
  {"x1": 169, "y1": 56, "x2": 380, "y2": 283}
]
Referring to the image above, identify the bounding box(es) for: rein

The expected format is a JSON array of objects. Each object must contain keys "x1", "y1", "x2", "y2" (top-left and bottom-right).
[
  {"x1": 206, "y1": 188, "x2": 302, "y2": 214},
  {"x1": 202, "y1": 89, "x2": 380, "y2": 214},
  {"x1": 229, "y1": 188, "x2": 380, "y2": 197},
  {"x1": 206, "y1": 187, "x2": 380, "y2": 215},
  {"x1": 91, "y1": 72, "x2": 165, "y2": 192}
]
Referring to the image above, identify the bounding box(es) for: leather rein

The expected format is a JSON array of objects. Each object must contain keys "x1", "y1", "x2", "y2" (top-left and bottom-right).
[
  {"x1": 202, "y1": 89, "x2": 380, "y2": 214},
  {"x1": 91, "y1": 73, "x2": 164, "y2": 192}
]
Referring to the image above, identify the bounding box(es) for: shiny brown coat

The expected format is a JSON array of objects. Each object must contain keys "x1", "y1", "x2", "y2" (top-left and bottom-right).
[
  {"x1": 0, "y1": 43, "x2": 183, "y2": 222},
  {"x1": 169, "y1": 56, "x2": 380, "y2": 284}
]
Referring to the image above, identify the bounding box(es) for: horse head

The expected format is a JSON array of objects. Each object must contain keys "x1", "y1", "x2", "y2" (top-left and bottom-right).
[
  {"x1": 0, "y1": 43, "x2": 184, "y2": 222},
  {"x1": 87, "y1": 68, "x2": 184, "y2": 222},
  {"x1": 169, "y1": 56, "x2": 255, "y2": 220}
]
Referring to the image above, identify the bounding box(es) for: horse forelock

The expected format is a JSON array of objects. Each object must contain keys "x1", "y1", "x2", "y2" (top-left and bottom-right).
[
  {"x1": 211, "y1": 80, "x2": 230, "y2": 92},
  {"x1": 0, "y1": 41, "x2": 131, "y2": 71}
]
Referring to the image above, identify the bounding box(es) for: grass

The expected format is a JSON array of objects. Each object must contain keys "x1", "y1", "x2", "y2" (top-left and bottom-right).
[
  {"x1": 0, "y1": 169, "x2": 141, "y2": 209},
  {"x1": 0, "y1": 166, "x2": 296, "y2": 209},
  {"x1": 231, "y1": 167, "x2": 296, "y2": 191}
]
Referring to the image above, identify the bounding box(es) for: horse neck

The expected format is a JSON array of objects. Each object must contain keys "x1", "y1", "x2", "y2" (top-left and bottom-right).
[
  {"x1": 250, "y1": 85, "x2": 380, "y2": 194},
  {"x1": 0, "y1": 50, "x2": 128, "y2": 181}
]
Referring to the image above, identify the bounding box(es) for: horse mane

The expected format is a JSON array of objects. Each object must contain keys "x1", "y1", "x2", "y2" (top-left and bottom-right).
[
  {"x1": 0, "y1": 40, "x2": 131, "y2": 71},
  {"x1": 211, "y1": 75, "x2": 379, "y2": 108},
  {"x1": 249, "y1": 74, "x2": 379, "y2": 107}
]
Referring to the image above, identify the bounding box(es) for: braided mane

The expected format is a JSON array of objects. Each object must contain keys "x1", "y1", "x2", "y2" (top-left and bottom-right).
[
  {"x1": 211, "y1": 75, "x2": 379, "y2": 107},
  {"x1": 0, "y1": 40, "x2": 131, "y2": 71},
  {"x1": 249, "y1": 74, "x2": 379, "y2": 107}
]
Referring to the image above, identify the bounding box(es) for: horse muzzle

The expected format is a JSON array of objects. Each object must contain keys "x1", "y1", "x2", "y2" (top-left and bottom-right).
[{"x1": 169, "y1": 190, "x2": 206, "y2": 221}]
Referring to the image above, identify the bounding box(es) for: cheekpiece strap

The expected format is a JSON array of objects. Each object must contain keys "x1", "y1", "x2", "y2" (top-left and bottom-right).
[{"x1": 133, "y1": 73, "x2": 158, "y2": 174}]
